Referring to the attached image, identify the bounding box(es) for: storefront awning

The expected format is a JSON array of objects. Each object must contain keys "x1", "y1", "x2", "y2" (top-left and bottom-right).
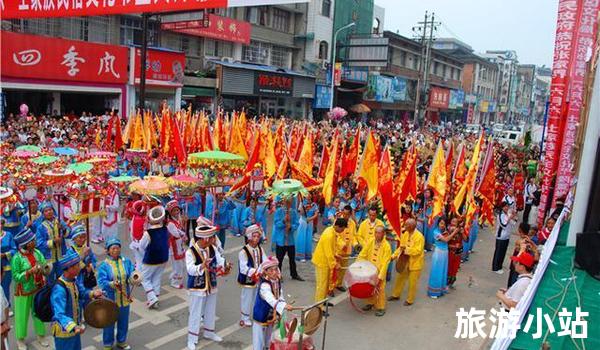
[{"x1": 182, "y1": 87, "x2": 215, "y2": 97}]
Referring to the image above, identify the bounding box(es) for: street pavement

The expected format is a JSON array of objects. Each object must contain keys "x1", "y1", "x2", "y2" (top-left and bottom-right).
[{"x1": 9, "y1": 218, "x2": 515, "y2": 350}]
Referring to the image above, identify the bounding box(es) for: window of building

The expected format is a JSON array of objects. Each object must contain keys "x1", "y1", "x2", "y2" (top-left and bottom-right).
[
  {"x1": 321, "y1": 0, "x2": 331, "y2": 17},
  {"x1": 318, "y1": 41, "x2": 328, "y2": 60},
  {"x1": 245, "y1": 7, "x2": 258, "y2": 24},
  {"x1": 120, "y1": 16, "x2": 158, "y2": 46},
  {"x1": 271, "y1": 45, "x2": 290, "y2": 68},
  {"x1": 180, "y1": 36, "x2": 189, "y2": 53},
  {"x1": 243, "y1": 40, "x2": 270, "y2": 65},
  {"x1": 259, "y1": 7, "x2": 269, "y2": 26},
  {"x1": 272, "y1": 8, "x2": 290, "y2": 32},
  {"x1": 205, "y1": 39, "x2": 234, "y2": 58}
]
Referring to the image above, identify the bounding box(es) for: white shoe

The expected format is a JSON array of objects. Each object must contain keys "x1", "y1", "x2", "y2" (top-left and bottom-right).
[
  {"x1": 494, "y1": 269, "x2": 504, "y2": 275},
  {"x1": 187, "y1": 342, "x2": 196, "y2": 350},
  {"x1": 240, "y1": 319, "x2": 252, "y2": 327},
  {"x1": 37, "y1": 336, "x2": 49, "y2": 347},
  {"x1": 203, "y1": 332, "x2": 223, "y2": 342},
  {"x1": 148, "y1": 299, "x2": 159, "y2": 309},
  {"x1": 9, "y1": 310, "x2": 14, "y2": 317},
  {"x1": 16, "y1": 340, "x2": 28, "y2": 350}
]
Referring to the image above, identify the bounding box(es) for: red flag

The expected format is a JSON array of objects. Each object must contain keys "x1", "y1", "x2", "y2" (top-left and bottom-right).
[
  {"x1": 445, "y1": 140, "x2": 454, "y2": 187},
  {"x1": 477, "y1": 140, "x2": 496, "y2": 226},
  {"x1": 318, "y1": 143, "x2": 330, "y2": 179},
  {"x1": 169, "y1": 114, "x2": 186, "y2": 163},
  {"x1": 398, "y1": 147, "x2": 418, "y2": 204},
  {"x1": 341, "y1": 127, "x2": 360, "y2": 179},
  {"x1": 273, "y1": 122, "x2": 286, "y2": 164},
  {"x1": 378, "y1": 146, "x2": 402, "y2": 237}
]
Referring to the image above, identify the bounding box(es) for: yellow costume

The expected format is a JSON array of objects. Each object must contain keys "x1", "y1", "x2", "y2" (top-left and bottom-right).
[
  {"x1": 356, "y1": 218, "x2": 384, "y2": 247},
  {"x1": 358, "y1": 237, "x2": 392, "y2": 310},
  {"x1": 391, "y1": 229, "x2": 425, "y2": 304},
  {"x1": 311, "y1": 227, "x2": 343, "y2": 302},
  {"x1": 335, "y1": 219, "x2": 357, "y2": 287}
]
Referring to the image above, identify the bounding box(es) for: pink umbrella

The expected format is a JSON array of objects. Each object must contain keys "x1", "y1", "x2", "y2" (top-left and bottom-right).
[{"x1": 12, "y1": 150, "x2": 36, "y2": 158}]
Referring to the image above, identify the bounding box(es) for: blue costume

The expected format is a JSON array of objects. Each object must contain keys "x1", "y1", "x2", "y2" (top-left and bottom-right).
[
  {"x1": 1, "y1": 230, "x2": 17, "y2": 304},
  {"x1": 295, "y1": 202, "x2": 317, "y2": 261},
  {"x1": 272, "y1": 207, "x2": 299, "y2": 248},
  {"x1": 20, "y1": 206, "x2": 43, "y2": 233},
  {"x1": 204, "y1": 193, "x2": 235, "y2": 248},
  {"x1": 351, "y1": 198, "x2": 365, "y2": 223},
  {"x1": 465, "y1": 213, "x2": 479, "y2": 256},
  {"x1": 241, "y1": 204, "x2": 267, "y2": 235},
  {"x1": 230, "y1": 193, "x2": 246, "y2": 236},
  {"x1": 36, "y1": 216, "x2": 70, "y2": 282},
  {"x1": 322, "y1": 205, "x2": 338, "y2": 226},
  {"x1": 427, "y1": 228, "x2": 449, "y2": 297},
  {"x1": 97, "y1": 240, "x2": 135, "y2": 349},
  {"x1": 68, "y1": 245, "x2": 97, "y2": 287},
  {"x1": 51, "y1": 253, "x2": 94, "y2": 350},
  {"x1": 2, "y1": 204, "x2": 25, "y2": 235}
]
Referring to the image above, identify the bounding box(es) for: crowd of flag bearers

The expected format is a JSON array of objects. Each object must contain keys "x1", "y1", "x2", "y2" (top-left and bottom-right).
[{"x1": 0, "y1": 115, "x2": 556, "y2": 350}]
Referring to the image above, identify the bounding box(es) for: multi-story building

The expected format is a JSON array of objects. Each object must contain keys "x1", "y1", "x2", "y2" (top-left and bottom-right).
[
  {"x1": 516, "y1": 64, "x2": 536, "y2": 122},
  {"x1": 1, "y1": 4, "x2": 317, "y2": 118},
  {"x1": 433, "y1": 38, "x2": 499, "y2": 124},
  {"x1": 333, "y1": 0, "x2": 374, "y2": 61},
  {"x1": 482, "y1": 50, "x2": 519, "y2": 122},
  {"x1": 532, "y1": 66, "x2": 551, "y2": 123}
]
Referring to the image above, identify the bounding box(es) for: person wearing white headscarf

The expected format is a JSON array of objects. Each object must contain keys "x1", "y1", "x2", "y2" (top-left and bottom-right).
[{"x1": 237, "y1": 225, "x2": 267, "y2": 327}]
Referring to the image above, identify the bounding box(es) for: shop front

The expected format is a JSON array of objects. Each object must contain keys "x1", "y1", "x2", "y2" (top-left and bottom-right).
[
  {"x1": 128, "y1": 47, "x2": 185, "y2": 113},
  {"x1": 362, "y1": 73, "x2": 413, "y2": 119},
  {"x1": 1, "y1": 31, "x2": 128, "y2": 117},
  {"x1": 216, "y1": 61, "x2": 315, "y2": 118}
]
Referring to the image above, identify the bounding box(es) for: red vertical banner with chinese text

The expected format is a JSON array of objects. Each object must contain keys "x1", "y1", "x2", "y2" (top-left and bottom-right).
[
  {"x1": 537, "y1": 0, "x2": 583, "y2": 227},
  {"x1": 553, "y1": 0, "x2": 600, "y2": 205}
]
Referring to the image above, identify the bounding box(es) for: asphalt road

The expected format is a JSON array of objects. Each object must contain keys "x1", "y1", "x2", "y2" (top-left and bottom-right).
[{"x1": 8, "y1": 217, "x2": 513, "y2": 350}]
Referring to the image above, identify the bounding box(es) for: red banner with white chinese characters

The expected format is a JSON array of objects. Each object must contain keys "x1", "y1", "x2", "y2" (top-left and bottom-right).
[
  {"x1": 537, "y1": 0, "x2": 582, "y2": 227},
  {"x1": 466, "y1": 103, "x2": 474, "y2": 123},
  {"x1": 429, "y1": 87, "x2": 450, "y2": 109},
  {"x1": 133, "y1": 48, "x2": 186, "y2": 87},
  {"x1": 161, "y1": 14, "x2": 251, "y2": 45},
  {"x1": 1, "y1": 31, "x2": 128, "y2": 84},
  {"x1": 553, "y1": 0, "x2": 600, "y2": 204},
  {"x1": 2, "y1": 0, "x2": 227, "y2": 19}
]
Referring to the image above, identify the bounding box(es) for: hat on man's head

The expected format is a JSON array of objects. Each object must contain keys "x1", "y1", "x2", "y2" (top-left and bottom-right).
[
  {"x1": 14, "y1": 228, "x2": 35, "y2": 248},
  {"x1": 259, "y1": 256, "x2": 279, "y2": 274},
  {"x1": 39, "y1": 201, "x2": 54, "y2": 212},
  {"x1": 196, "y1": 216, "x2": 214, "y2": 227},
  {"x1": 147, "y1": 205, "x2": 166, "y2": 228},
  {"x1": 131, "y1": 200, "x2": 146, "y2": 216},
  {"x1": 245, "y1": 224, "x2": 263, "y2": 239},
  {"x1": 58, "y1": 250, "x2": 81, "y2": 270},
  {"x1": 194, "y1": 224, "x2": 218, "y2": 239},
  {"x1": 105, "y1": 237, "x2": 121, "y2": 250},
  {"x1": 510, "y1": 253, "x2": 535, "y2": 269},
  {"x1": 69, "y1": 224, "x2": 86, "y2": 240},
  {"x1": 166, "y1": 199, "x2": 180, "y2": 213}
]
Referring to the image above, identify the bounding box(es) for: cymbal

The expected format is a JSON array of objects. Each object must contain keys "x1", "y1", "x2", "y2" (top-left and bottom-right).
[
  {"x1": 303, "y1": 307, "x2": 323, "y2": 335},
  {"x1": 84, "y1": 298, "x2": 119, "y2": 329}
]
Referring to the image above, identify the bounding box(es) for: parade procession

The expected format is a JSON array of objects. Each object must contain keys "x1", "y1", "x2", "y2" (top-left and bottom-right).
[{"x1": 1, "y1": 1, "x2": 600, "y2": 350}]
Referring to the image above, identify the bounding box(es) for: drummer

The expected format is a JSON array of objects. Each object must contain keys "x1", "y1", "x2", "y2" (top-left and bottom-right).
[
  {"x1": 252, "y1": 256, "x2": 294, "y2": 350},
  {"x1": 312, "y1": 218, "x2": 347, "y2": 304},
  {"x1": 357, "y1": 225, "x2": 392, "y2": 316},
  {"x1": 97, "y1": 238, "x2": 135, "y2": 350},
  {"x1": 51, "y1": 250, "x2": 103, "y2": 350},
  {"x1": 238, "y1": 224, "x2": 267, "y2": 327},
  {"x1": 67, "y1": 225, "x2": 97, "y2": 288}
]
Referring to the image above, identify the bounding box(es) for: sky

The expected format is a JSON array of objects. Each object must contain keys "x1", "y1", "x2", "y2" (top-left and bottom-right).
[{"x1": 374, "y1": 0, "x2": 558, "y2": 67}]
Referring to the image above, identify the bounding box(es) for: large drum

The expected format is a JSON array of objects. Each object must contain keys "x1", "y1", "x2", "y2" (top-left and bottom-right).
[{"x1": 343, "y1": 260, "x2": 378, "y2": 299}]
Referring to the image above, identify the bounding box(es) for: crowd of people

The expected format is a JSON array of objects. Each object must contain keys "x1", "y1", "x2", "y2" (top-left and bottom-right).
[{"x1": 0, "y1": 109, "x2": 558, "y2": 350}]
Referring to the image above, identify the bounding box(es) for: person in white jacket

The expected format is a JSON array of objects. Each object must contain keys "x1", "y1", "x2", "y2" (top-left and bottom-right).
[
  {"x1": 166, "y1": 200, "x2": 188, "y2": 289},
  {"x1": 101, "y1": 188, "x2": 120, "y2": 241},
  {"x1": 237, "y1": 224, "x2": 267, "y2": 327},
  {"x1": 186, "y1": 223, "x2": 231, "y2": 349}
]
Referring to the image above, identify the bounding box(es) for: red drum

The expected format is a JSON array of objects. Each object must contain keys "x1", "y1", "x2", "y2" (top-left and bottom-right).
[
  {"x1": 344, "y1": 260, "x2": 378, "y2": 299},
  {"x1": 270, "y1": 333, "x2": 314, "y2": 350}
]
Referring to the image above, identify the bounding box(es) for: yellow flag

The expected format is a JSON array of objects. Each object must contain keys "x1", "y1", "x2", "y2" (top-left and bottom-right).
[
  {"x1": 229, "y1": 120, "x2": 248, "y2": 160},
  {"x1": 296, "y1": 130, "x2": 314, "y2": 175},
  {"x1": 357, "y1": 131, "x2": 379, "y2": 201},
  {"x1": 453, "y1": 134, "x2": 483, "y2": 213},
  {"x1": 322, "y1": 138, "x2": 339, "y2": 205},
  {"x1": 427, "y1": 140, "x2": 447, "y2": 223}
]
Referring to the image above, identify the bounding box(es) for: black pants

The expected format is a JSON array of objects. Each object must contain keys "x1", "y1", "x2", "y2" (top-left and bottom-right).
[
  {"x1": 276, "y1": 245, "x2": 299, "y2": 278},
  {"x1": 523, "y1": 203, "x2": 532, "y2": 224},
  {"x1": 492, "y1": 239, "x2": 510, "y2": 271}
]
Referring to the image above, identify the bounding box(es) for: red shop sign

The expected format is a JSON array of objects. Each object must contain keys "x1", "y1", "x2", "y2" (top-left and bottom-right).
[
  {"x1": 254, "y1": 71, "x2": 294, "y2": 96},
  {"x1": 429, "y1": 87, "x2": 450, "y2": 109},
  {"x1": 161, "y1": 14, "x2": 252, "y2": 45},
  {"x1": 1, "y1": 31, "x2": 128, "y2": 84},
  {"x1": 2, "y1": 0, "x2": 227, "y2": 19},
  {"x1": 133, "y1": 48, "x2": 186, "y2": 87}
]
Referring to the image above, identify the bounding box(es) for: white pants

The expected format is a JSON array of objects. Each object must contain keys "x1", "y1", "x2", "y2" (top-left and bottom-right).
[
  {"x1": 141, "y1": 263, "x2": 165, "y2": 304},
  {"x1": 240, "y1": 287, "x2": 258, "y2": 322},
  {"x1": 252, "y1": 323, "x2": 273, "y2": 350},
  {"x1": 129, "y1": 241, "x2": 144, "y2": 271},
  {"x1": 170, "y1": 258, "x2": 185, "y2": 288},
  {"x1": 90, "y1": 217, "x2": 103, "y2": 241},
  {"x1": 188, "y1": 293, "x2": 218, "y2": 345},
  {"x1": 102, "y1": 223, "x2": 119, "y2": 240}
]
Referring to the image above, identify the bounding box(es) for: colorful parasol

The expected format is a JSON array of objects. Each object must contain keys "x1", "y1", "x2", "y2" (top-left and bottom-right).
[
  {"x1": 88, "y1": 151, "x2": 117, "y2": 159},
  {"x1": 54, "y1": 147, "x2": 79, "y2": 156},
  {"x1": 67, "y1": 162, "x2": 93, "y2": 174},
  {"x1": 31, "y1": 155, "x2": 59, "y2": 165},
  {"x1": 129, "y1": 176, "x2": 170, "y2": 195},
  {"x1": 12, "y1": 150, "x2": 37, "y2": 158},
  {"x1": 166, "y1": 174, "x2": 201, "y2": 196},
  {"x1": 268, "y1": 179, "x2": 308, "y2": 199},
  {"x1": 16, "y1": 145, "x2": 41, "y2": 153},
  {"x1": 188, "y1": 151, "x2": 245, "y2": 187},
  {"x1": 109, "y1": 175, "x2": 140, "y2": 183},
  {"x1": 188, "y1": 150, "x2": 244, "y2": 163},
  {"x1": 0, "y1": 186, "x2": 14, "y2": 200}
]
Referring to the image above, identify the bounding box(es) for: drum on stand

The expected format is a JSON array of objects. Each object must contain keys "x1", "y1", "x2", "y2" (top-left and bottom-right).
[{"x1": 343, "y1": 260, "x2": 378, "y2": 299}]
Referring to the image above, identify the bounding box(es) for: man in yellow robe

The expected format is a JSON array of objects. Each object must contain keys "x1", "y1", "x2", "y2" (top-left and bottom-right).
[
  {"x1": 311, "y1": 218, "x2": 346, "y2": 304},
  {"x1": 334, "y1": 206, "x2": 358, "y2": 291},
  {"x1": 389, "y1": 218, "x2": 425, "y2": 305},
  {"x1": 358, "y1": 225, "x2": 392, "y2": 316},
  {"x1": 356, "y1": 207, "x2": 384, "y2": 247}
]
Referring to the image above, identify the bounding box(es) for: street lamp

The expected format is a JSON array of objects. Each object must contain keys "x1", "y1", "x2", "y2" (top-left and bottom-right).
[{"x1": 330, "y1": 22, "x2": 356, "y2": 111}]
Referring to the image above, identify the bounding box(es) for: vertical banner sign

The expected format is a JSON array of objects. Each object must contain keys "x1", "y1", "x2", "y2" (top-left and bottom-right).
[
  {"x1": 537, "y1": 0, "x2": 581, "y2": 228},
  {"x1": 554, "y1": 0, "x2": 600, "y2": 203},
  {"x1": 334, "y1": 63, "x2": 343, "y2": 86}
]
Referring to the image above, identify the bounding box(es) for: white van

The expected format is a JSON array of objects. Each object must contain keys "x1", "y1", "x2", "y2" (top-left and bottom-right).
[{"x1": 497, "y1": 130, "x2": 522, "y2": 145}]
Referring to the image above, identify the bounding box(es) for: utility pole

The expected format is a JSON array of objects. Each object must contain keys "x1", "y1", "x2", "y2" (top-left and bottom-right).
[{"x1": 412, "y1": 12, "x2": 439, "y2": 127}]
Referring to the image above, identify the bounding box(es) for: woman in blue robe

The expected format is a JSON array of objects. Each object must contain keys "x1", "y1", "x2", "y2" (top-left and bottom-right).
[
  {"x1": 295, "y1": 198, "x2": 318, "y2": 262},
  {"x1": 427, "y1": 218, "x2": 456, "y2": 298}
]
